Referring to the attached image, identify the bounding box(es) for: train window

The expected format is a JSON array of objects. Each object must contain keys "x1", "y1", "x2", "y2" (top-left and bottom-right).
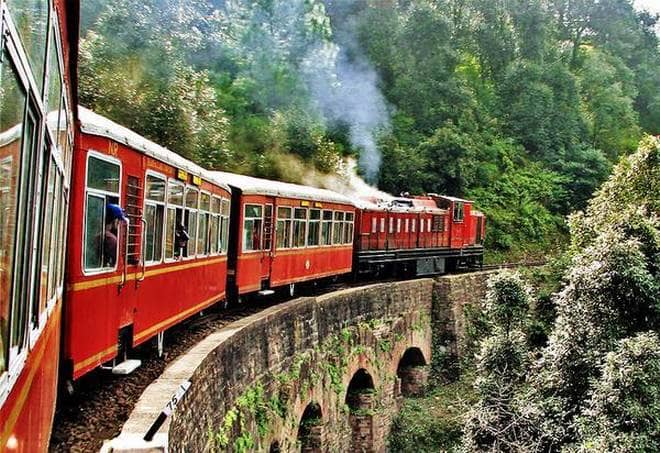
[
  {"x1": 412, "y1": 218, "x2": 416, "y2": 233},
  {"x1": 420, "y1": 217, "x2": 425, "y2": 233},
  {"x1": 321, "y1": 210, "x2": 333, "y2": 245},
  {"x1": 344, "y1": 212, "x2": 354, "y2": 245},
  {"x1": 453, "y1": 202, "x2": 464, "y2": 222},
  {"x1": 307, "y1": 209, "x2": 321, "y2": 246},
  {"x1": 8, "y1": 0, "x2": 49, "y2": 94},
  {"x1": 379, "y1": 218, "x2": 384, "y2": 233},
  {"x1": 276, "y1": 207, "x2": 292, "y2": 249},
  {"x1": 389, "y1": 217, "x2": 394, "y2": 234},
  {"x1": 145, "y1": 174, "x2": 165, "y2": 263},
  {"x1": 197, "y1": 193, "x2": 211, "y2": 255},
  {"x1": 432, "y1": 215, "x2": 444, "y2": 232},
  {"x1": 209, "y1": 197, "x2": 221, "y2": 255},
  {"x1": 46, "y1": 31, "x2": 62, "y2": 134},
  {"x1": 165, "y1": 181, "x2": 185, "y2": 260},
  {"x1": 333, "y1": 212, "x2": 344, "y2": 245},
  {"x1": 405, "y1": 218, "x2": 409, "y2": 233},
  {"x1": 0, "y1": 56, "x2": 22, "y2": 372},
  {"x1": 243, "y1": 204, "x2": 263, "y2": 252},
  {"x1": 293, "y1": 208, "x2": 307, "y2": 248},
  {"x1": 37, "y1": 157, "x2": 55, "y2": 325},
  {"x1": 220, "y1": 199, "x2": 230, "y2": 253},
  {"x1": 397, "y1": 218, "x2": 402, "y2": 233},
  {"x1": 371, "y1": 217, "x2": 377, "y2": 233},
  {"x1": 84, "y1": 155, "x2": 121, "y2": 271},
  {"x1": 49, "y1": 172, "x2": 62, "y2": 300},
  {"x1": 183, "y1": 188, "x2": 199, "y2": 257}
]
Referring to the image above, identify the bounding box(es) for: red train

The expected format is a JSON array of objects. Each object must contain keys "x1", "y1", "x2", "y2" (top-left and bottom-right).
[
  {"x1": 0, "y1": 0, "x2": 78, "y2": 451},
  {"x1": 0, "y1": 2, "x2": 484, "y2": 450}
]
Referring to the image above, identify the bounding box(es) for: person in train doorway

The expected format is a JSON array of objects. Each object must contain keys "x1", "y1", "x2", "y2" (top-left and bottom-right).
[
  {"x1": 175, "y1": 222, "x2": 189, "y2": 259},
  {"x1": 104, "y1": 204, "x2": 127, "y2": 267}
]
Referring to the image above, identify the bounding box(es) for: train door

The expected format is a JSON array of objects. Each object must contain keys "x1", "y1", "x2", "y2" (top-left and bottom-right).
[{"x1": 261, "y1": 201, "x2": 274, "y2": 285}]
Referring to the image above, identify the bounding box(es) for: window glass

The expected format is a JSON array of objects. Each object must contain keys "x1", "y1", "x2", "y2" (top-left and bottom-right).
[
  {"x1": 211, "y1": 197, "x2": 221, "y2": 214},
  {"x1": 412, "y1": 218, "x2": 416, "y2": 232},
  {"x1": 453, "y1": 202, "x2": 464, "y2": 222},
  {"x1": 210, "y1": 215, "x2": 219, "y2": 254},
  {"x1": 307, "y1": 209, "x2": 320, "y2": 246},
  {"x1": 38, "y1": 156, "x2": 55, "y2": 320},
  {"x1": 421, "y1": 217, "x2": 425, "y2": 233},
  {"x1": 84, "y1": 194, "x2": 104, "y2": 269},
  {"x1": 344, "y1": 211, "x2": 354, "y2": 244},
  {"x1": 428, "y1": 218, "x2": 432, "y2": 232},
  {"x1": 293, "y1": 208, "x2": 307, "y2": 248},
  {"x1": 8, "y1": 0, "x2": 49, "y2": 93},
  {"x1": 197, "y1": 211, "x2": 208, "y2": 255},
  {"x1": 276, "y1": 207, "x2": 292, "y2": 249},
  {"x1": 46, "y1": 33, "x2": 62, "y2": 135},
  {"x1": 84, "y1": 156, "x2": 121, "y2": 271},
  {"x1": 0, "y1": 57, "x2": 26, "y2": 373},
  {"x1": 48, "y1": 171, "x2": 61, "y2": 299},
  {"x1": 397, "y1": 218, "x2": 401, "y2": 233},
  {"x1": 145, "y1": 175, "x2": 165, "y2": 263},
  {"x1": 371, "y1": 217, "x2": 377, "y2": 233},
  {"x1": 389, "y1": 217, "x2": 394, "y2": 234},
  {"x1": 185, "y1": 187, "x2": 198, "y2": 208},
  {"x1": 221, "y1": 199, "x2": 230, "y2": 216},
  {"x1": 333, "y1": 212, "x2": 344, "y2": 245},
  {"x1": 146, "y1": 175, "x2": 165, "y2": 202},
  {"x1": 405, "y1": 218, "x2": 409, "y2": 233},
  {"x1": 321, "y1": 210, "x2": 333, "y2": 245},
  {"x1": 200, "y1": 193, "x2": 211, "y2": 212},
  {"x1": 243, "y1": 204, "x2": 262, "y2": 251},
  {"x1": 165, "y1": 207, "x2": 176, "y2": 259},
  {"x1": 380, "y1": 218, "x2": 385, "y2": 233},
  {"x1": 87, "y1": 156, "x2": 119, "y2": 193},
  {"x1": 168, "y1": 182, "x2": 184, "y2": 206}
]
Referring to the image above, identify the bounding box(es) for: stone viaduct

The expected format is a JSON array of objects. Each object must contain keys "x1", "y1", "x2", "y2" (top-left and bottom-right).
[{"x1": 106, "y1": 271, "x2": 495, "y2": 452}]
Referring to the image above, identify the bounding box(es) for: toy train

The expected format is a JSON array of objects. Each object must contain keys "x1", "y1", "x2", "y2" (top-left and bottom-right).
[{"x1": 0, "y1": 2, "x2": 484, "y2": 450}]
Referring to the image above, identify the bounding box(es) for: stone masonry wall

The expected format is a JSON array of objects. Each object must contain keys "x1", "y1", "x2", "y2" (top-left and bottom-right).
[{"x1": 108, "y1": 270, "x2": 498, "y2": 453}]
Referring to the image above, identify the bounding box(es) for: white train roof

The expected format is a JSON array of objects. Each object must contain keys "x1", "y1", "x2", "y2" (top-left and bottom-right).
[
  {"x1": 210, "y1": 171, "x2": 355, "y2": 206},
  {"x1": 78, "y1": 106, "x2": 231, "y2": 192}
]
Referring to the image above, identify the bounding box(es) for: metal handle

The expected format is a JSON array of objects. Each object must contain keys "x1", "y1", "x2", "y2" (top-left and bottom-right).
[
  {"x1": 119, "y1": 219, "x2": 129, "y2": 290},
  {"x1": 137, "y1": 218, "x2": 147, "y2": 283}
]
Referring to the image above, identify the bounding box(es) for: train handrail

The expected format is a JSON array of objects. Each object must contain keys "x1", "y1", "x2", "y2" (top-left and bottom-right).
[
  {"x1": 137, "y1": 218, "x2": 147, "y2": 284},
  {"x1": 119, "y1": 219, "x2": 129, "y2": 290}
]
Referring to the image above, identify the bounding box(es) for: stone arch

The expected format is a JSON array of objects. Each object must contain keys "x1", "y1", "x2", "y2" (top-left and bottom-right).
[
  {"x1": 298, "y1": 402, "x2": 323, "y2": 452},
  {"x1": 397, "y1": 347, "x2": 428, "y2": 397},
  {"x1": 346, "y1": 368, "x2": 377, "y2": 452}
]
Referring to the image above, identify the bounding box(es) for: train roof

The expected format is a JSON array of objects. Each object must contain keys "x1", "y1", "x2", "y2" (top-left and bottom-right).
[
  {"x1": 78, "y1": 106, "x2": 231, "y2": 192},
  {"x1": 210, "y1": 171, "x2": 355, "y2": 206},
  {"x1": 427, "y1": 193, "x2": 473, "y2": 204}
]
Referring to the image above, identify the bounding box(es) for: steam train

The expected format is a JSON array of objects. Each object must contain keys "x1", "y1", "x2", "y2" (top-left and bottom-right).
[{"x1": 0, "y1": 1, "x2": 484, "y2": 451}]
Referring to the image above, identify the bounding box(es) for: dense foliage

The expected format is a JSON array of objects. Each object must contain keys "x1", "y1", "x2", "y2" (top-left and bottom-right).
[
  {"x1": 79, "y1": 0, "x2": 659, "y2": 256},
  {"x1": 462, "y1": 137, "x2": 660, "y2": 452}
]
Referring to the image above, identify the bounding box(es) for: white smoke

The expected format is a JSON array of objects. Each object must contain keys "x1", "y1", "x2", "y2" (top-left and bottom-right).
[{"x1": 302, "y1": 157, "x2": 393, "y2": 202}]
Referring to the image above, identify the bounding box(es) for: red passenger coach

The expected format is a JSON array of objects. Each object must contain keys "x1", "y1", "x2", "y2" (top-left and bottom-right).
[
  {"x1": 63, "y1": 108, "x2": 231, "y2": 380},
  {"x1": 0, "y1": 0, "x2": 79, "y2": 450},
  {"x1": 211, "y1": 172, "x2": 355, "y2": 298}
]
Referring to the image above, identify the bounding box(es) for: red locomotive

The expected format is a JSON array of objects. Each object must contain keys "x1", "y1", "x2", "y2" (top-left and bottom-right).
[
  {"x1": 355, "y1": 194, "x2": 485, "y2": 275},
  {"x1": 0, "y1": 0, "x2": 78, "y2": 451}
]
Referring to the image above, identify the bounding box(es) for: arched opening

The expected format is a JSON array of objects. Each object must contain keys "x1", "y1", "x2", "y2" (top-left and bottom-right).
[
  {"x1": 298, "y1": 402, "x2": 323, "y2": 452},
  {"x1": 269, "y1": 441, "x2": 281, "y2": 453},
  {"x1": 346, "y1": 369, "x2": 376, "y2": 452},
  {"x1": 397, "y1": 347, "x2": 428, "y2": 397}
]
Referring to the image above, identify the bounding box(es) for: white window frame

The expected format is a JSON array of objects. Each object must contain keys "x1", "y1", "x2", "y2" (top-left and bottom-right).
[
  {"x1": 144, "y1": 170, "x2": 167, "y2": 266},
  {"x1": 182, "y1": 186, "x2": 199, "y2": 260},
  {"x1": 242, "y1": 203, "x2": 264, "y2": 253},
  {"x1": 164, "y1": 178, "x2": 184, "y2": 263},
  {"x1": 276, "y1": 206, "x2": 293, "y2": 250},
  {"x1": 82, "y1": 150, "x2": 122, "y2": 276}
]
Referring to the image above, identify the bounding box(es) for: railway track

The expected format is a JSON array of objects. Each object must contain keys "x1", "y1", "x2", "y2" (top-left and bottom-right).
[{"x1": 49, "y1": 263, "x2": 544, "y2": 452}]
